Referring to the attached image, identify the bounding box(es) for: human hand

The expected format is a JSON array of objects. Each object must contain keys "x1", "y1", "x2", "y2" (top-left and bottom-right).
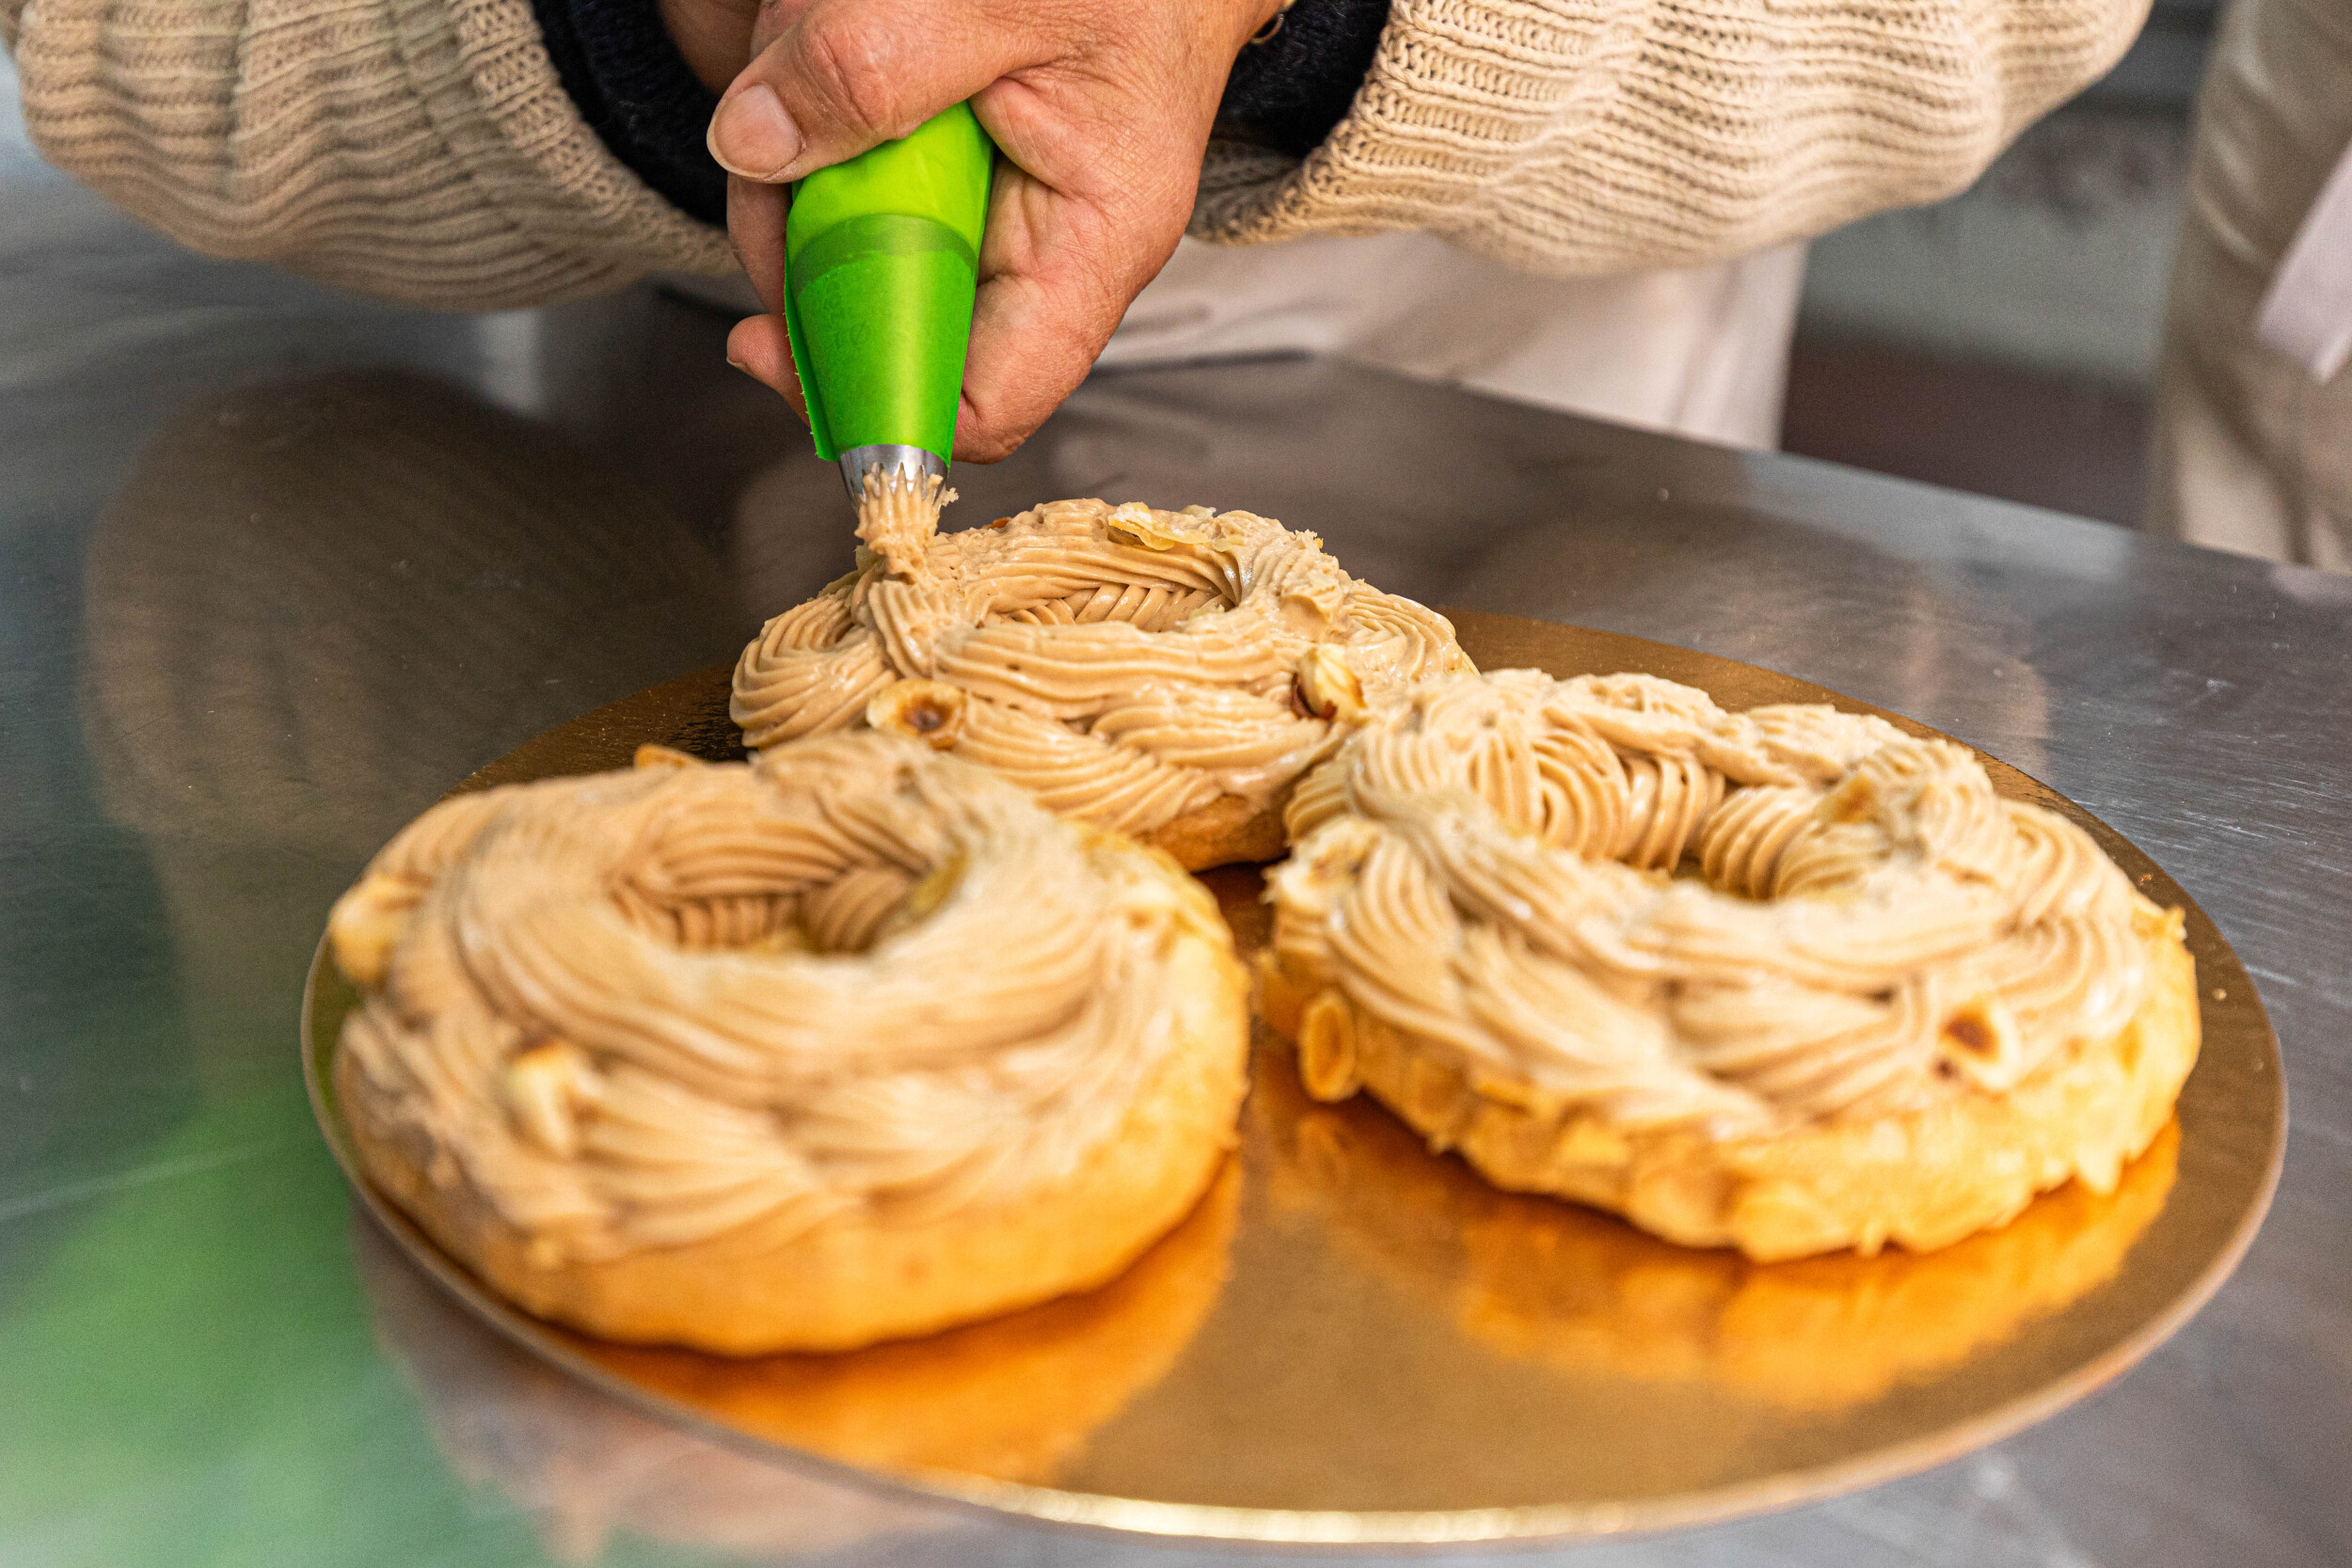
[
  {"x1": 658, "y1": 0, "x2": 762, "y2": 95},
  {"x1": 698, "y1": 0, "x2": 1280, "y2": 462}
]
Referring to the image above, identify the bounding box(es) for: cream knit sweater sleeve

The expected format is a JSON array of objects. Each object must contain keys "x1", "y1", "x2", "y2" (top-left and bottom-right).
[
  {"x1": 2, "y1": 0, "x2": 734, "y2": 307},
  {"x1": 3, "y1": 0, "x2": 2146, "y2": 309},
  {"x1": 1200, "y1": 0, "x2": 2150, "y2": 275}
]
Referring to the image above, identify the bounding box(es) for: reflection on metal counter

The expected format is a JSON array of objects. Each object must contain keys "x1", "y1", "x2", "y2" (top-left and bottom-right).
[
  {"x1": 72, "y1": 371, "x2": 747, "y2": 1093},
  {"x1": 356, "y1": 1215, "x2": 950, "y2": 1565}
]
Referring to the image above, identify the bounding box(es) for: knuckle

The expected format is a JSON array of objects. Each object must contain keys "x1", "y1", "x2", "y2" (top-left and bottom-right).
[
  {"x1": 973, "y1": 423, "x2": 1028, "y2": 463},
  {"x1": 957, "y1": 416, "x2": 1022, "y2": 465},
  {"x1": 795, "y1": 15, "x2": 904, "y2": 138}
]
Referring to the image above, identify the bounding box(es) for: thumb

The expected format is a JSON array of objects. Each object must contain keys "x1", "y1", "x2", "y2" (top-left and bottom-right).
[{"x1": 707, "y1": 0, "x2": 1026, "y2": 183}]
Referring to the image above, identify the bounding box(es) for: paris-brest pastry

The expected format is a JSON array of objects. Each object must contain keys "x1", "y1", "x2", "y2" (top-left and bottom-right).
[
  {"x1": 327, "y1": 734, "x2": 1250, "y2": 1354},
  {"x1": 1261, "y1": 670, "x2": 2200, "y2": 1260},
  {"x1": 732, "y1": 476, "x2": 1473, "y2": 869}
]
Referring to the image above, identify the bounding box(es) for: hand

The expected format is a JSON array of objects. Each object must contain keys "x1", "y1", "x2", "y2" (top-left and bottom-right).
[
  {"x1": 658, "y1": 0, "x2": 761, "y2": 96},
  {"x1": 697, "y1": 0, "x2": 1280, "y2": 463}
]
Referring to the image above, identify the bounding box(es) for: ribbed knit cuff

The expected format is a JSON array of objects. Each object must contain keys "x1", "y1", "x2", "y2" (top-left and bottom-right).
[{"x1": 532, "y1": 0, "x2": 727, "y2": 227}]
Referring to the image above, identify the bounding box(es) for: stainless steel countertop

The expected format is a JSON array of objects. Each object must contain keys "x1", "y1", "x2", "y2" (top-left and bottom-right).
[{"x1": 3, "y1": 154, "x2": 2347, "y2": 1568}]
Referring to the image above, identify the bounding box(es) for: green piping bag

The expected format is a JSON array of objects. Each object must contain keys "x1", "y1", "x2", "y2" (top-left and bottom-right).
[{"x1": 782, "y1": 102, "x2": 994, "y2": 499}]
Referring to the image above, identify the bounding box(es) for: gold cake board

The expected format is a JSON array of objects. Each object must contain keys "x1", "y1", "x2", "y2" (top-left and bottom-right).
[{"x1": 302, "y1": 611, "x2": 2284, "y2": 1546}]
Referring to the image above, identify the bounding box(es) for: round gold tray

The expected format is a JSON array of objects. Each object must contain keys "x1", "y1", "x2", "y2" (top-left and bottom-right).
[{"x1": 302, "y1": 612, "x2": 2284, "y2": 1547}]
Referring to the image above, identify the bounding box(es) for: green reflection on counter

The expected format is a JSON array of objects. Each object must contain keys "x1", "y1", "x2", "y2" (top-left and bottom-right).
[{"x1": 0, "y1": 1079, "x2": 732, "y2": 1567}]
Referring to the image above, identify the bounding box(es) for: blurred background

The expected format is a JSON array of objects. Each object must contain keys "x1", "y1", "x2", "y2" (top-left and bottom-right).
[{"x1": 1783, "y1": 0, "x2": 2215, "y2": 528}]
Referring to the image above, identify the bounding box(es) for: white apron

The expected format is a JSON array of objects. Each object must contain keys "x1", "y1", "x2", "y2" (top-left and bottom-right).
[
  {"x1": 2150, "y1": 0, "x2": 2352, "y2": 570},
  {"x1": 1099, "y1": 233, "x2": 1806, "y2": 451}
]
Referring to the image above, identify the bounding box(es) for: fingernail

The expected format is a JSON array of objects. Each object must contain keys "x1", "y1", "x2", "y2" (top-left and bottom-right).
[{"x1": 708, "y1": 84, "x2": 802, "y2": 181}]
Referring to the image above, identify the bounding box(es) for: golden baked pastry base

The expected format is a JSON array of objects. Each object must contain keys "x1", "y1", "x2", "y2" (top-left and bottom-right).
[{"x1": 302, "y1": 612, "x2": 2284, "y2": 1546}]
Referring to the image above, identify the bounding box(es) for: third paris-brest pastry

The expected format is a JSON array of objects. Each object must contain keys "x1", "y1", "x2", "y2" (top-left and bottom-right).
[
  {"x1": 732, "y1": 476, "x2": 1471, "y2": 870},
  {"x1": 1262, "y1": 671, "x2": 2200, "y2": 1261}
]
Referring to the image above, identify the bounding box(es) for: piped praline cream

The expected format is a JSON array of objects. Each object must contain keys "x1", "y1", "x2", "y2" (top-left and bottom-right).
[
  {"x1": 731, "y1": 479, "x2": 1472, "y2": 841},
  {"x1": 329, "y1": 735, "x2": 1235, "y2": 1266},
  {"x1": 1268, "y1": 671, "x2": 2182, "y2": 1178}
]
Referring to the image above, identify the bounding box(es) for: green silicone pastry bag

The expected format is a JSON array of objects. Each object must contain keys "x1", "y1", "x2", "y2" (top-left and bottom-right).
[{"x1": 781, "y1": 103, "x2": 994, "y2": 499}]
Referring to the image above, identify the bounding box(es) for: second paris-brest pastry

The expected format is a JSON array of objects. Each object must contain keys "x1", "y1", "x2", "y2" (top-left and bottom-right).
[
  {"x1": 1262, "y1": 671, "x2": 2200, "y2": 1261},
  {"x1": 326, "y1": 733, "x2": 1249, "y2": 1354},
  {"x1": 731, "y1": 476, "x2": 1472, "y2": 870}
]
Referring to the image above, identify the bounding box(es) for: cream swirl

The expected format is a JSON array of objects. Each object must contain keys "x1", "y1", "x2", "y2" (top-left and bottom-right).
[
  {"x1": 1267, "y1": 672, "x2": 2165, "y2": 1136},
  {"x1": 329, "y1": 735, "x2": 1234, "y2": 1262},
  {"x1": 733, "y1": 483, "x2": 1473, "y2": 838}
]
